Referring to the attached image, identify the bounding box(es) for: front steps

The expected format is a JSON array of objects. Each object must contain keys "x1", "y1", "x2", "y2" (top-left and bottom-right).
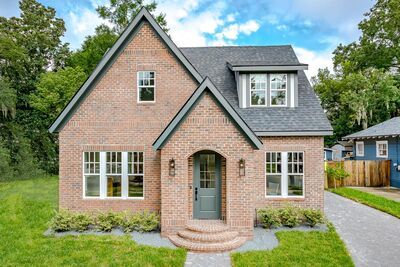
[{"x1": 168, "y1": 220, "x2": 247, "y2": 252}]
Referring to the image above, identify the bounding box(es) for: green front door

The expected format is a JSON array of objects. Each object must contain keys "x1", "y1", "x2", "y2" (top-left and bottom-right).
[{"x1": 193, "y1": 153, "x2": 221, "y2": 219}]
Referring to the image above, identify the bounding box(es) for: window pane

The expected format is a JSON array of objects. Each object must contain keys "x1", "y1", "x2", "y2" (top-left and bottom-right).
[
  {"x1": 266, "y1": 175, "x2": 282, "y2": 196},
  {"x1": 128, "y1": 175, "x2": 143, "y2": 197},
  {"x1": 271, "y1": 90, "x2": 286, "y2": 106},
  {"x1": 251, "y1": 91, "x2": 266, "y2": 105},
  {"x1": 139, "y1": 87, "x2": 154, "y2": 101},
  {"x1": 107, "y1": 176, "x2": 122, "y2": 197},
  {"x1": 85, "y1": 175, "x2": 100, "y2": 197},
  {"x1": 288, "y1": 175, "x2": 303, "y2": 196}
]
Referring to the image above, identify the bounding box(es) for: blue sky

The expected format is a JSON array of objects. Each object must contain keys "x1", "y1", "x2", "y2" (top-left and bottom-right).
[{"x1": 0, "y1": 0, "x2": 375, "y2": 77}]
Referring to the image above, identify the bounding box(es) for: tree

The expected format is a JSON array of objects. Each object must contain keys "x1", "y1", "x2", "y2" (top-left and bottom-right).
[
  {"x1": 333, "y1": 0, "x2": 400, "y2": 74},
  {"x1": 0, "y1": 78, "x2": 16, "y2": 119},
  {"x1": 69, "y1": 26, "x2": 118, "y2": 75},
  {"x1": 97, "y1": 0, "x2": 168, "y2": 34},
  {"x1": 30, "y1": 67, "x2": 87, "y2": 121}
]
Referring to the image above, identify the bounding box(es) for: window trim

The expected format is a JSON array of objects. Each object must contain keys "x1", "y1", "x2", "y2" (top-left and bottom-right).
[
  {"x1": 269, "y1": 73, "x2": 288, "y2": 107},
  {"x1": 83, "y1": 152, "x2": 100, "y2": 198},
  {"x1": 82, "y1": 151, "x2": 145, "y2": 200},
  {"x1": 376, "y1": 140, "x2": 388, "y2": 158},
  {"x1": 137, "y1": 71, "x2": 156, "y2": 103},
  {"x1": 249, "y1": 74, "x2": 268, "y2": 107},
  {"x1": 265, "y1": 152, "x2": 283, "y2": 197},
  {"x1": 355, "y1": 141, "x2": 364, "y2": 157},
  {"x1": 265, "y1": 151, "x2": 305, "y2": 199}
]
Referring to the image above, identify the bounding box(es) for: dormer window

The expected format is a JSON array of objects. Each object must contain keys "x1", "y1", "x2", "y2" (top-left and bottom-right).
[
  {"x1": 250, "y1": 74, "x2": 267, "y2": 106},
  {"x1": 270, "y1": 74, "x2": 287, "y2": 106},
  {"x1": 137, "y1": 71, "x2": 155, "y2": 102}
]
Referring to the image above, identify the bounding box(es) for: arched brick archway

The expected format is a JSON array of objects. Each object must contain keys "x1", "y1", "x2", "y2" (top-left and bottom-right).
[{"x1": 187, "y1": 150, "x2": 226, "y2": 221}]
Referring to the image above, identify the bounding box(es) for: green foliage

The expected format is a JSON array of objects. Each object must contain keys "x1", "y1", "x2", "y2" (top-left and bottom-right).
[
  {"x1": 303, "y1": 208, "x2": 324, "y2": 227},
  {"x1": 278, "y1": 205, "x2": 302, "y2": 228},
  {"x1": 333, "y1": 0, "x2": 400, "y2": 73},
  {"x1": 69, "y1": 26, "x2": 118, "y2": 75},
  {"x1": 97, "y1": 0, "x2": 168, "y2": 34},
  {"x1": 95, "y1": 211, "x2": 124, "y2": 232},
  {"x1": 30, "y1": 67, "x2": 87, "y2": 120},
  {"x1": 0, "y1": 140, "x2": 14, "y2": 180},
  {"x1": 326, "y1": 163, "x2": 350, "y2": 188},
  {"x1": 258, "y1": 206, "x2": 325, "y2": 229},
  {"x1": 50, "y1": 210, "x2": 160, "y2": 233},
  {"x1": 257, "y1": 208, "x2": 282, "y2": 228},
  {"x1": 49, "y1": 209, "x2": 74, "y2": 232},
  {"x1": 231, "y1": 224, "x2": 354, "y2": 267},
  {"x1": 0, "y1": 177, "x2": 186, "y2": 266},
  {"x1": 0, "y1": 78, "x2": 16, "y2": 119}
]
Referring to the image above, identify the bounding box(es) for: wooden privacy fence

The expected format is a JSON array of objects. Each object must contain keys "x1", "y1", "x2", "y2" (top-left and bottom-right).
[{"x1": 325, "y1": 160, "x2": 391, "y2": 188}]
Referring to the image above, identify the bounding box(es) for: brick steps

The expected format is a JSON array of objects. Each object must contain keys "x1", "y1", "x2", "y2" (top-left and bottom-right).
[
  {"x1": 178, "y1": 229, "x2": 239, "y2": 243},
  {"x1": 169, "y1": 234, "x2": 247, "y2": 252},
  {"x1": 168, "y1": 220, "x2": 247, "y2": 252}
]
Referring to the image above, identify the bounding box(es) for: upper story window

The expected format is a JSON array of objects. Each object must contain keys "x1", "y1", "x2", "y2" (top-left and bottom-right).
[
  {"x1": 270, "y1": 74, "x2": 287, "y2": 106},
  {"x1": 250, "y1": 74, "x2": 267, "y2": 106},
  {"x1": 137, "y1": 71, "x2": 155, "y2": 102},
  {"x1": 376, "y1": 140, "x2": 388, "y2": 158},
  {"x1": 356, "y1": 141, "x2": 364, "y2": 157}
]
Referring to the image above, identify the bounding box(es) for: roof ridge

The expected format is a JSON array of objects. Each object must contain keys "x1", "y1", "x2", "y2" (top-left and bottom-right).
[{"x1": 179, "y1": 45, "x2": 292, "y2": 49}]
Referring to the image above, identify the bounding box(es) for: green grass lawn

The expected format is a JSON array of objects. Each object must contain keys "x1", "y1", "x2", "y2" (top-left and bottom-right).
[
  {"x1": 330, "y1": 187, "x2": 400, "y2": 219},
  {"x1": 0, "y1": 176, "x2": 186, "y2": 267},
  {"x1": 231, "y1": 225, "x2": 354, "y2": 267}
]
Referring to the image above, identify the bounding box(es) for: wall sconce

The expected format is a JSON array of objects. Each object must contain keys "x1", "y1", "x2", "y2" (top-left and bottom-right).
[
  {"x1": 239, "y1": 158, "x2": 245, "y2": 176},
  {"x1": 169, "y1": 158, "x2": 175, "y2": 176}
]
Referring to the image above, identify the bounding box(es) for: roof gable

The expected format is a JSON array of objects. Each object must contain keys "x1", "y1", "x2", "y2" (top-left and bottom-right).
[
  {"x1": 152, "y1": 77, "x2": 263, "y2": 150},
  {"x1": 49, "y1": 8, "x2": 203, "y2": 133}
]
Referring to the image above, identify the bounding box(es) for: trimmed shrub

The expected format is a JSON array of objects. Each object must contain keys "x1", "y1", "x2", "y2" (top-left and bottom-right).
[
  {"x1": 136, "y1": 211, "x2": 159, "y2": 232},
  {"x1": 258, "y1": 208, "x2": 281, "y2": 228},
  {"x1": 278, "y1": 205, "x2": 301, "y2": 228},
  {"x1": 303, "y1": 208, "x2": 324, "y2": 227},
  {"x1": 49, "y1": 210, "x2": 74, "y2": 232},
  {"x1": 95, "y1": 211, "x2": 123, "y2": 232},
  {"x1": 71, "y1": 213, "x2": 93, "y2": 232}
]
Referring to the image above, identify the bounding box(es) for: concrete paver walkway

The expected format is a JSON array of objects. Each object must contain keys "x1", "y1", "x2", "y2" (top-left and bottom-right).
[
  {"x1": 184, "y1": 252, "x2": 231, "y2": 267},
  {"x1": 325, "y1": 191, "x2": 400, "y2": 267}
]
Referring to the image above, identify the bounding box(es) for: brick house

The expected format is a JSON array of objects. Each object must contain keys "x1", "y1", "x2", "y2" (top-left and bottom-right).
[{"x1": 50, "y1": 8, "x2": 332, "y2": 251}]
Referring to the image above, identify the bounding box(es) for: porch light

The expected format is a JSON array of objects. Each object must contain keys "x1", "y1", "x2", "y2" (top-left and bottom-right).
[
  {"x1": 239, "y1": 158, "x2": 245, "y2": 176},
  {"x1": 169, "y1": 158, "x2": 175, "y2": 176}
]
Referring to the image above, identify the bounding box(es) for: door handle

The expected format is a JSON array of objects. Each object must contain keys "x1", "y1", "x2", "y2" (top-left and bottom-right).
[{"x1": 195, "y1": 187, "x2": 198, "y2": 201}]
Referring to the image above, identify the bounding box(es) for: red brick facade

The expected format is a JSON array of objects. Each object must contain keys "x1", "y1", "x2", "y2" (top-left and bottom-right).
[{"x1": 58, "y1": 21, "x2": 324, "y2": 238}]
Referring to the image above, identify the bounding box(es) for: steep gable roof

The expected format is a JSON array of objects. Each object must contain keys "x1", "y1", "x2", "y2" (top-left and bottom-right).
[
  {"x1": 152, "y1": 77, "x2": 263, "y2": 150},
  {"x1": 49, "y1": 8, "x2": 203, "y2": 133},
  {"x1": 343, "y1": 117, "x2": 400, "y2": 140}
]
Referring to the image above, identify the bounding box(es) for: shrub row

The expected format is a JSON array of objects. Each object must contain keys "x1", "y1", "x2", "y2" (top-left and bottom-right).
[
  {"x1": 257, "y1": 205, "x2": 324, "y2": 228},
  {"x1": 50, "y1": 210, "x2": 160, "y2": 233}
]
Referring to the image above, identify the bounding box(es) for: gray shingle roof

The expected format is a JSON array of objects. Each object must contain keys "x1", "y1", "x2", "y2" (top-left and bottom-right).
[
  {"x1": 180, "y1": 46, "x2": 332, "y2": 134},
  {"x1": 343, "y1": 117, "x2": 400, "y2": 140}
]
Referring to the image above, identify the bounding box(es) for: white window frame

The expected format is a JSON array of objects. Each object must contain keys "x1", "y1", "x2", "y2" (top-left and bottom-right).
[
  {"x1": 137, "y1": 71, "x2": 156, "y2": 103},
  {"x1": 269, "y1": 74, "x2": 288, "y2": 107},
  {"x1": 249, "y1": 74, "x2": 267, "y2": 107},
  {"x1": 265, "y1": 151, "x2": 305, "y2": 198},
  {"x1": 82, "y1": 151, "x2": 145, "y2": 200},
  {"x1": 287, "y1": 152, "x2": 305, "y2": 197},
  {"x1": 376, "y1": 140, "x2": 388, "y2": 158},
  {"x1": 265, "y1": 152, "x2": 283, "y2": 196},
  {"x1": 83, "y1": 152, "x2": 101, "y2": 198},
  {"x1": 355, "y1": 141, "x2": 364, "y2": 157}
]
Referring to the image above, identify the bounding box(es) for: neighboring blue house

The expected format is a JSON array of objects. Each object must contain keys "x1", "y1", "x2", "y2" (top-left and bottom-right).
[
  {"x1": 324, "y1": 148, "x2": 333, "y2": 161},
  {"x1": 343, "y1": 117, "x2": 400, "y2": 188}
]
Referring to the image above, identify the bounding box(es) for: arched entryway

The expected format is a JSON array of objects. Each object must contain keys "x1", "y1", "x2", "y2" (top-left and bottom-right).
[{"x1": 189, "y1": 150, "x2": 226, "y2": 220}]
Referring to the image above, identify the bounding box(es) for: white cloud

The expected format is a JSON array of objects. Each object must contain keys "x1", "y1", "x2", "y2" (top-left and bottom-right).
[
  {"x1": 239, "y1": 20, "x2": 260, "y2": 35},
  {"x1": 277, "y1": 24, "x2": 288, "y2": 31},
  {"x1": 226, "y1": 13, "x2": 236, "y2": 22},
  {"x1": 293, "y1": 46, "x2": 334, "y2": 79},
  {"x1": 66, "y1": 8, "x2": 111, "y2": 49}
]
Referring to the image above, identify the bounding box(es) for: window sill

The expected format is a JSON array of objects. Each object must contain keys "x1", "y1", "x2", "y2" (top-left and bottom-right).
[
  {"x1": 137, "y1": 101, "x2": 156, "y2": 105},
  {"x1": 83, "y1": 197, "x2": 145, "y2": 200},
  {"x1": 264, "y1": 196, "x2": 305, "y2": 201}
]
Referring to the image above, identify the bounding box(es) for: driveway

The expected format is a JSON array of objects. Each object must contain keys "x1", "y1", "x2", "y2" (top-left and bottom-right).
[{"x1": 325, "y1": 191, "x2": 400, "y2": 267}]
